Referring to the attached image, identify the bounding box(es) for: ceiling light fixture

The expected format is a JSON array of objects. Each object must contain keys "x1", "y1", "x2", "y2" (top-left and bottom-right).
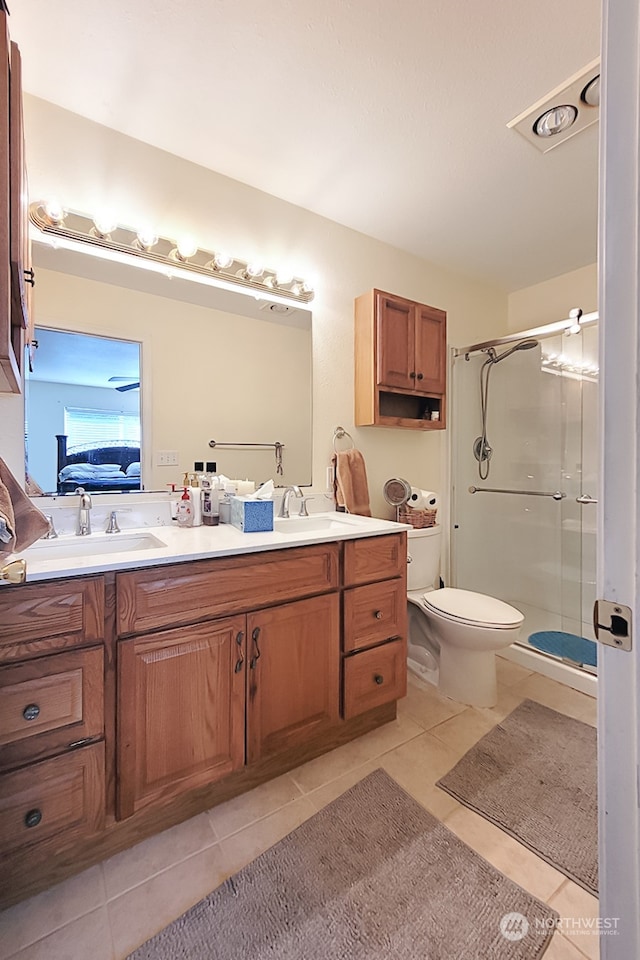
[
  {"x1": 29, "y1": 203, "x2": 314, "y2": 305},
  {"x1": 507, "y1": 57, "x2": 600, "y2": 154},
  {"x1": 533, "y1": 104, "x2": 577, "y2": 138},
  {"x1": 581, "y1": 75, "x2": 600, "y2": 107}
]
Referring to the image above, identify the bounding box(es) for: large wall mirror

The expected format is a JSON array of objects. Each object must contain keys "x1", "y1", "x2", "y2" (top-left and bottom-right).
[{"x1": 26, "y1": 242, "x2": 312, "y2": 496}]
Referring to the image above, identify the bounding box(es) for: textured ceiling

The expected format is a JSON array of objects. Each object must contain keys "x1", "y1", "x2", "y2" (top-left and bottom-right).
[{"x1": 10, "y1": 0, "x2": 601, "y2": 291}]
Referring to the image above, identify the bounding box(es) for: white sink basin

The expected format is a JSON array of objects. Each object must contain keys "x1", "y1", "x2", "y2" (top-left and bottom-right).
[
  {"x1": 273, "y1": 516, "x2": 356, "y2": 534},
  {"x1": 23, "y1": 532, "x2": 167, "y2": 561}
]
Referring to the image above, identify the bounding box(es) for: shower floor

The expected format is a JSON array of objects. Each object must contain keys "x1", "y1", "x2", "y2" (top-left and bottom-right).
[{"x1": 511, "y1": 599, "x2": 597, "y2": 676}]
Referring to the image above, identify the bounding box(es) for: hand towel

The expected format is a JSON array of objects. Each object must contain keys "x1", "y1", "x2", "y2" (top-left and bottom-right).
[
  {"x1": 332, "y1": 449, "x2": 372, "y2": 517},
  {"x1": 0, "y1": 458, "x2": 49, "y2": 555}
]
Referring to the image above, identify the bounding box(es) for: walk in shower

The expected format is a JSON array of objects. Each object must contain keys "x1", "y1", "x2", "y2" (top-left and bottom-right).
[{"x1": 451, "y1": 314, "x2": 598, "y2": 682}]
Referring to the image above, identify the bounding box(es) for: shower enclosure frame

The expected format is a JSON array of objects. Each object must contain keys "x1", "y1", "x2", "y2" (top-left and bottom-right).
[{"x1": 448, "y1": 309, "x2": 599, "y2": 696}]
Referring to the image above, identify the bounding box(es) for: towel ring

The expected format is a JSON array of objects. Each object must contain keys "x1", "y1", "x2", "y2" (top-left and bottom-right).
[{"x1": 333, "y1": 426, "x2": 355, "y2": 452}]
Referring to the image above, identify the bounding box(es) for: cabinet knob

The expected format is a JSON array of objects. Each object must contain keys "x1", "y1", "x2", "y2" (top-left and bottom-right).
[
  {"x1": 374, "y1": 674, "x2": 384, "y2": 685},
  {"x1": 234, "y1": 631, "x2": 245, "y2": 673},
  {"x1": 374, "y1": 610, "x2": 383, "y2": 620},
  {"x1": 409, "y1": 371, "x2": 416, "y2": 379},
  {"x1": 417, "y1": 372, "x2": 424, "y2": 380},
  {"x1": 24, "y1": 808, "x2": 42, "y2": 829},
  {"x1": 22, "y1": 703, "x2": 41, "y2": 721}
]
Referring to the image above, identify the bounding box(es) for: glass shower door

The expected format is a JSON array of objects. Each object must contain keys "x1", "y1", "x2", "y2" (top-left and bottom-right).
[{"x1": 451, "y1": 326, "x2": 597, "y2": 672}]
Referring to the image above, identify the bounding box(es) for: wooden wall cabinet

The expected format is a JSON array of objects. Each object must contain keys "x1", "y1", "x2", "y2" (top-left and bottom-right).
[
  {"x1": 0, "y1": 14, "x2": 33, "y2": 394},
  {"x1": 355, "y1": 289, "x2": 447, "y2": 429}
]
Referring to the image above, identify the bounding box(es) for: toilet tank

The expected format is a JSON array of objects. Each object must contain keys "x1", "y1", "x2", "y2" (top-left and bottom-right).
[{"x1": 407, "y1": 525, "x2": 442, "y2": 591}]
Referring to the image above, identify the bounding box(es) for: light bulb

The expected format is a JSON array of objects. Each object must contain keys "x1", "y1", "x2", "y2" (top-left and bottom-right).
[
  {"x1": 176, "y1": 237, "x2": 198, "y2": 260},
  {"x1": 136, "y1": 228, "x2": 158, "y2": 250},
  {"x1": 93, "y1": 213, "x2": 118, "y2": 236},
  {"x1": 245, "y1": 262, "x2": 264, "y2": 279},
  {"x1": 44, "y1": 199, "x2": 65, "y2": 225},
  {"x1": 533, "y1": 104, "x2": 577, "y2": 138},
  {"x1": 213, "y1": 251, "x2": 233, "y2": 270},
  {"x1": 275, "y1": 270, "x2": 293, "y2": 286}
]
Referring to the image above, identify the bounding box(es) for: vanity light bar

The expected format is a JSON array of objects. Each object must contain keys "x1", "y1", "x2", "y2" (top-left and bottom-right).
[{"x1": 29, "y1": 203, "x2": 314, "y2": 306}]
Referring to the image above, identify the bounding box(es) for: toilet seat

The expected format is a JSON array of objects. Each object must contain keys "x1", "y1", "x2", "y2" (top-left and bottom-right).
[{"x1": 419, "y1": 587, "x2": 523, "y2": 630}]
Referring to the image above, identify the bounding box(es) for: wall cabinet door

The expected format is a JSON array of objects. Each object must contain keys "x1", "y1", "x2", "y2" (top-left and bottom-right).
[
  {"x1": 415, "y1": 303, "x2": 446, "y2": 394},
  {"x1": 376, "y1": 292, "x2": 415, "y2": 390},
  {"x1": 246, "y1": 594, "x2": 340, "y2": 764},
  {"x1": 117, "y1": 615, "x2": 246, "y2": 818}
]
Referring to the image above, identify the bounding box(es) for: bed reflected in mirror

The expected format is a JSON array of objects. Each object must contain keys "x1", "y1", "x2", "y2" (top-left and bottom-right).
[{"x1": 26, "y1": 328, "x2": 142, "y2": 495}]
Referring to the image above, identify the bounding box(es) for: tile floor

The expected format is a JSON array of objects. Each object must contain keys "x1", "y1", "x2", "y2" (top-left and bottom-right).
[{"x1": 0, "y1": 658, "x2": 600, "y2": 960}]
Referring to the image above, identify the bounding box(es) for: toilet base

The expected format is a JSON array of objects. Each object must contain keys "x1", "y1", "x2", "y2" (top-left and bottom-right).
[{"x1": 438, "y1": 645, "x2": 498, "y2": 707}]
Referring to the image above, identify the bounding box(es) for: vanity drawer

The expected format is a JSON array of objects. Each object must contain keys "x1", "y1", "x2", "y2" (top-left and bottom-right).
[
  {"x1": 0, "y1": 647, "x2": 104, "y2": 770},
  {"x1": 343, "y1": 579, "x2": 406, "y2": 653},
  {"x1": 116, "y1": 543, "x2": 339, "y2": 635},
  {"x1": 0, "y1": 577, "x2": 105, "y2": 663},
  {"x1": 0, "y1": 741, "x2": 105, "y2": 857},
  {"x1": 343, "y1": 638, "x2": 406, "y2": 719},
  {"x1": 343, "y1": 533, "x2": 406, "y2": 587}
]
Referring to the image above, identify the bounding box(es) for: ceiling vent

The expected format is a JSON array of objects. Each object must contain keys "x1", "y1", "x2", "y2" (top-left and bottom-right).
[{"x1": 507, "y1": 57, "x2": 600, "y2": 153}]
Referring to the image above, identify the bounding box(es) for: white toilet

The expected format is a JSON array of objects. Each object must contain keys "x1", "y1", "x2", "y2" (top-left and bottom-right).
[{"x1": 406, "y1": 526, "x2": 524, "y2": 707}]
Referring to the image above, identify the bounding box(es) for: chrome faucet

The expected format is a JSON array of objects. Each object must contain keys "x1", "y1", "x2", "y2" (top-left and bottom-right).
[
  {"x1": 277, "y1": 485, "x2": 303, "y2": 518},
  {"x1": 105, "y1": 510, "x2": 121, "y2": 534},
  {"x1": 41, "y1": 515, "x2": 58, "y2": 539},
  {"x1": 75, "y1": 487, "x2": 92, "y2": 536}
]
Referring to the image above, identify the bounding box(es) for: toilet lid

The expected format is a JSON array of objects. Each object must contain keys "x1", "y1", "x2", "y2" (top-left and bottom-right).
[{"x1": 421, "y1": 588, "x2": 524, "y2": 629}]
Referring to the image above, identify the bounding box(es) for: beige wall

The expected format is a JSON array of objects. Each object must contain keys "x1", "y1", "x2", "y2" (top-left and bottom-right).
[
  {"x1": 0, "y1": 96, "x2": 509, "y2": 516},
  {"x1": 508, "y1": 263, "x2": 597, "y2": 333}
]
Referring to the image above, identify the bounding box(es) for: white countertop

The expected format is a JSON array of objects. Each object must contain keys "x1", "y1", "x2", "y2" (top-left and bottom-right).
[{"x1": 8, "y1": 513, "x2": 410, "y2": 583}]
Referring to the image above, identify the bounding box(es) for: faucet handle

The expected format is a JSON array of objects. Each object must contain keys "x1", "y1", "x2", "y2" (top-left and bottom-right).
[
  {"x1": 298, "y1": 497, "x2": 315, "y2": 517},
  {"x1": 42, "y1": 515, "x2": 58, "y2": 539},
  {"x1": 105, "y1": 511, "x2": 121, "y2": 534}
]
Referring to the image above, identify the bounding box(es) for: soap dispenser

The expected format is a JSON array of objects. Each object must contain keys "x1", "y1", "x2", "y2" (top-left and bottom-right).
[{"x1": 176, "y1": 487, "x2": 193, "y2": 527}]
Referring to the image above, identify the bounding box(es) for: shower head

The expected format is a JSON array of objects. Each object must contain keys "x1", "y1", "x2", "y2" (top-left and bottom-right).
[{"x1": 491, "y1": 339, "x2": 539, "y2": 363}]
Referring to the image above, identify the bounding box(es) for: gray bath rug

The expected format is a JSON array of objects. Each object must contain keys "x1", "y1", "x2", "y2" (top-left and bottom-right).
[
  {"x1": 437, "y1": 699, "x2": 597, "y2": 895},
  {"x1": 128, "y1": 768, "x2": 558, "y2": 959}
]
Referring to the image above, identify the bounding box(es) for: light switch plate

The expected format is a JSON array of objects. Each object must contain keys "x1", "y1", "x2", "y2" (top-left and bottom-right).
[{"x1": 155, "y1": 450, "x2": 179, "y2": 466}]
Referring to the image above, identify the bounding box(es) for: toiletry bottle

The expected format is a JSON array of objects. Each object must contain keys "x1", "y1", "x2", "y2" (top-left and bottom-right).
[
  {"x1": 201, "y1": 476, "x2": 219, "y2": 526},
  {"x1": 176, "y1": 487, "x2": 193, "y2": 527},
  {"x1": 189, "y1": 473, "x2": 202, "y2": 526}
]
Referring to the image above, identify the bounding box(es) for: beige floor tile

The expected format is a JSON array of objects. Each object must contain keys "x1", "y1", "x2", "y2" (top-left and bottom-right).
[
  {"x1": 398, "y1": 676, "x2": 467, "y2": 730},
  {"x1": 289, "y1": 714, "x2": 422, "y2": 793},
  {"x1": 544, "y1": 932, "x2": 594, "y2": 960},
  {"x1": 550, "y1": 881, "x2": 600, "y2": 960},
  {"x1": 107, "y1": 844, "x2": 227, "y2": 959},
  {"x1": 513, "y1": 673, "x2": 596, "y2": 724},
  {"x1": 444, "y1": 807, "x2": 566, "y2": 903},
  {"x1": 8, "y1": 907, "x2": 113, "y2": 960},
  {"x1": 428, "y1": 708, "x2": 496, "y2": 755},
  {"x1": 306, "y1": 759, "x2": 382, "y2": 810},
  {"x1": 474, "y1": 684, "x2": 527, "y2": 724},
  {"x1": 496, "y1": 656, "x2": 535, "y2": 688},
  {"x1": 103, "y1": 812, "x2": 217, "y2": 900},
  {"x1": 218, "y1": 796, "x2": 317, "y2": 879},
  {"x1": 0, "y1": 865, "x2": 105, "y2": 960},
  {"x1": 207, "y1": 773, "x2": 302, "y2": 840},
  {"x1": 378, "y1": 731, "x2": 461, "y2": 798}
]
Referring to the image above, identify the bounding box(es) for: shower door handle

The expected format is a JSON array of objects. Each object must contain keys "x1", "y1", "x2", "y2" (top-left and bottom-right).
[{"x1": 576, "y1": 495, "x2": 598, "y2": 504}]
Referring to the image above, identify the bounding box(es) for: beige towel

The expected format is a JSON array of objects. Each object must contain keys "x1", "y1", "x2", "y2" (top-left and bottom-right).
[
  {"x1": 0, "y1": 459, "x2": 49, "y2": 555},
  {"x1": 332, "y1": 450, "x2": 372, "y2": 517}
]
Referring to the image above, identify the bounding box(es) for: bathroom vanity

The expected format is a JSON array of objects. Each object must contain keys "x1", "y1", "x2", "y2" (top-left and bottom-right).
[{"x1": 0, "y1": 516, "x2": 407, "y2": 907}]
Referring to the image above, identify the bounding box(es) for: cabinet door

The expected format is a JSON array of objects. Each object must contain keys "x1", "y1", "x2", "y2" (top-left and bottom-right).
[
  {"x1": 415, "y1": 303, "x2": 446, "y2": 394},
  {"x1": 376, "y1": 292, "x2": 415, "y2": 390},
  {"x1": 246, "y1": 594, "x2": 340, "y2": 764},
  {"x1": 117, "y1": 616, "x2": 246, "y2": 818}
]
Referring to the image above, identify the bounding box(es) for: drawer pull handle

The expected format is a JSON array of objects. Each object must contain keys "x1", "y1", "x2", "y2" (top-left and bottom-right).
[
  {"x1": 374, "y1": 674, "x2": 384, "y2": 685},
  {"x1": 235, "y1": 630, "x2": 245, "y2": 674},
  {"x1": 250, "y1": 626, "x2": 261, "y2": 669},
  {"x1": 23, "y1": 703, "x2": 41, "y2": 721},
  {"x1": 374, "y1": 610, "x2": 383, "y2": 620},
  {"x1": 24, "y1": 808, "x2": 42, "y2": 829}
]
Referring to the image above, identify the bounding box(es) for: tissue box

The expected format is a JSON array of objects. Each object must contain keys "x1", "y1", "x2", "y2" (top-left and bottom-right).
[{"x1": 230, "y1": 496, "x2": 274, "y2": 533}]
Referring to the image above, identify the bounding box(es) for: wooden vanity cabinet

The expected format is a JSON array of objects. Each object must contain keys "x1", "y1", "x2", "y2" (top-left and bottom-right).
[{"x1": 355, "y1": 288, "x2": 447, "y2": 429}]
